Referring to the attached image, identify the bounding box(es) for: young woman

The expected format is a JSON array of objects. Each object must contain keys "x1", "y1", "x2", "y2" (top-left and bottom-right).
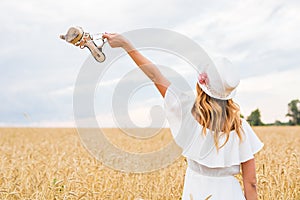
[{"x1": 102, "y1": 33, "x2": 264, "y2": 200}]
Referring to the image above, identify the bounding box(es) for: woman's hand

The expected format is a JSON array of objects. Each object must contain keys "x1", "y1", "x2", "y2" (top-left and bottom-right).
[{"x1": 102, "y1": 33, "x2": 133, "y2": 52}]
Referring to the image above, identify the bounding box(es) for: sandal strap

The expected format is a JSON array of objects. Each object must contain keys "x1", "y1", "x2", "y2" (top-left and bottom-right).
[{"x1": 77, "y1": 33, "x2": 93, "y2": 48}]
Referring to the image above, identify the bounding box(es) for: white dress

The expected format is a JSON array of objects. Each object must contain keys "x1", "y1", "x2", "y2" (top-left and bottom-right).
[{"x1": 164, "y1": 84, "x2": 264, "y2": 200}]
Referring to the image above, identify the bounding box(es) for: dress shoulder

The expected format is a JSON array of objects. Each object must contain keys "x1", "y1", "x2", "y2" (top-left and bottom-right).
[{"x1": 174, "y1": 119, "x2": 264, "y2": 168}]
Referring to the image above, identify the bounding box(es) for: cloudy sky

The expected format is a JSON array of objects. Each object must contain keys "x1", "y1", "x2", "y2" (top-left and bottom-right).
[{"x1": 0, "y1": 0, "x2": 299, "y2": 127}]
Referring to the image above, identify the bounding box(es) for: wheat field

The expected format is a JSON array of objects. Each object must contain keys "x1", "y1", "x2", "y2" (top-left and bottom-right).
[{"x1": 0, "y1": 127, "x2": 299, "y2": 199}]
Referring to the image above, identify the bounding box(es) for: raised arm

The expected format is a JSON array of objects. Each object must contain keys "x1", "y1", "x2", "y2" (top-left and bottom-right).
[
  {"x1": 102, "y1": 33, "x2": 170, "y2": 97},
  {"x1": 241, "y1": 158, "x2": 259, "y2": 200}
]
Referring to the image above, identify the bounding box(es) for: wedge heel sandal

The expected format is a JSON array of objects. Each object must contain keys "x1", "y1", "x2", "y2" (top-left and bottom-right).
[{"x1": 60, "y1": 26, "x2": 106, "y2": 63}]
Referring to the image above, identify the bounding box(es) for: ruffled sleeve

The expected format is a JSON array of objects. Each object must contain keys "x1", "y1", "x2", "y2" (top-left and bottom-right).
[
  {"x1": 182, "y1": 118, "x2": 264, "y2": 167},
  {"x1": 238, "y1": 119, "x2": 264, "y2": 163},
  {"x1": 164, "y1": 84, "x2": 199, "y2": 151}
]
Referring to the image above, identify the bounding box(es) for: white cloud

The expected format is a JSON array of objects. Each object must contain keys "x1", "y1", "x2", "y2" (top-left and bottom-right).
[
  {"x1": 175, "y1": 0, "x2": 300, "y2": 78},
  {"x1": 0, "y1": 0, "x2": 299, "y2": 127},
  {"x1": 49, "y1": 86, "x2": 74, "y2": 96},
  {"x1": 235, "y1": 67, "x2": 300, "y2": 123}
]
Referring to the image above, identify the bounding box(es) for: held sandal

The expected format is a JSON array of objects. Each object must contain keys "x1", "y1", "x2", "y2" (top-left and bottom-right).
[{"x1": 60, "y1": 26, "x2": 106, "y2": 63}]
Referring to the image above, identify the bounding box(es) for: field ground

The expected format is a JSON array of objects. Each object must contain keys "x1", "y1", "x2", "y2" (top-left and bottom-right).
[{"x1": 0, "y1": 127, "x2": 299, "y2": 199}]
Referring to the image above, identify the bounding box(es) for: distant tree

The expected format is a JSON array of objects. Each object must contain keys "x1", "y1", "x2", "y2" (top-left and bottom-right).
[
  {"x1": 274, "y1": 120, "x2": 290, "y2": 126},
  {"x1": 247, "y1": 109, "x2": 264, "y2": 126},
  {"x1": 286, "y1": 99, "x2": 300, "y2": 125},
  {"x1": 274, "y1": 120, "x2": 283, "y2": 126},
  {"x1": 240, "y1": 114, "x2": 244, "y2": 118}
]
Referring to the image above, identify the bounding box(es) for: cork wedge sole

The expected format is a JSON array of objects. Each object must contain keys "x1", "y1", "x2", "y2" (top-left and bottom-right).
[{"x1": 82, "y1": 39, "x2": 106, "y2": 63}]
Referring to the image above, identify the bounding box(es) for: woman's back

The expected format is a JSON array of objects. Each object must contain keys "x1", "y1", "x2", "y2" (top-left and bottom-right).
[{"x1": 164, "y1": 84, "x2": 264, "y2": 199}]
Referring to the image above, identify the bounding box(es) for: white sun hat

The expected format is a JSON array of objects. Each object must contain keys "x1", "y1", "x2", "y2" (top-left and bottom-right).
[{"x1": 197, "y1": 57, "x2": 240, "y2": 100}]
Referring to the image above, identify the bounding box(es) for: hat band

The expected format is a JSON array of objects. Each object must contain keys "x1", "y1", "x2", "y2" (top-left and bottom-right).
[{"x1": 198, "y1": 81, "x2": 231, "y2": 99}]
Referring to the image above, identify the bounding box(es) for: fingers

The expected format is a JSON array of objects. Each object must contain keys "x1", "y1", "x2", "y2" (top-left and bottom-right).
[
  {"x1": 102, "y1": 32, "x2": 117, "y2": 40},
  {"x1": 101, "y1": 32, "x2": 125, "y2": 48},
  {"x1": 102, "y1": 33, "x2": 111, "y2": 39}
]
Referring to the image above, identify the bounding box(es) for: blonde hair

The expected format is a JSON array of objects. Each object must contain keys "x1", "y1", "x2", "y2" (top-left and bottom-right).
[{"x1": 192, "y1": 84, "x2": 243, "y2": 150}]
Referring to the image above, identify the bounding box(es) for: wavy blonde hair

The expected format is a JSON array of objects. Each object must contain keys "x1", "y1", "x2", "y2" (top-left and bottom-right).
[{"x1": 192, "y1": 84, "x2": 243, "y2": 150}]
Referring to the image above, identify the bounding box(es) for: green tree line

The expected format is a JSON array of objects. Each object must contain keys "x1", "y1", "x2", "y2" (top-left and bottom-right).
[{"x1": 246, "y1": 99, "x2": 300, "y2": 126}]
